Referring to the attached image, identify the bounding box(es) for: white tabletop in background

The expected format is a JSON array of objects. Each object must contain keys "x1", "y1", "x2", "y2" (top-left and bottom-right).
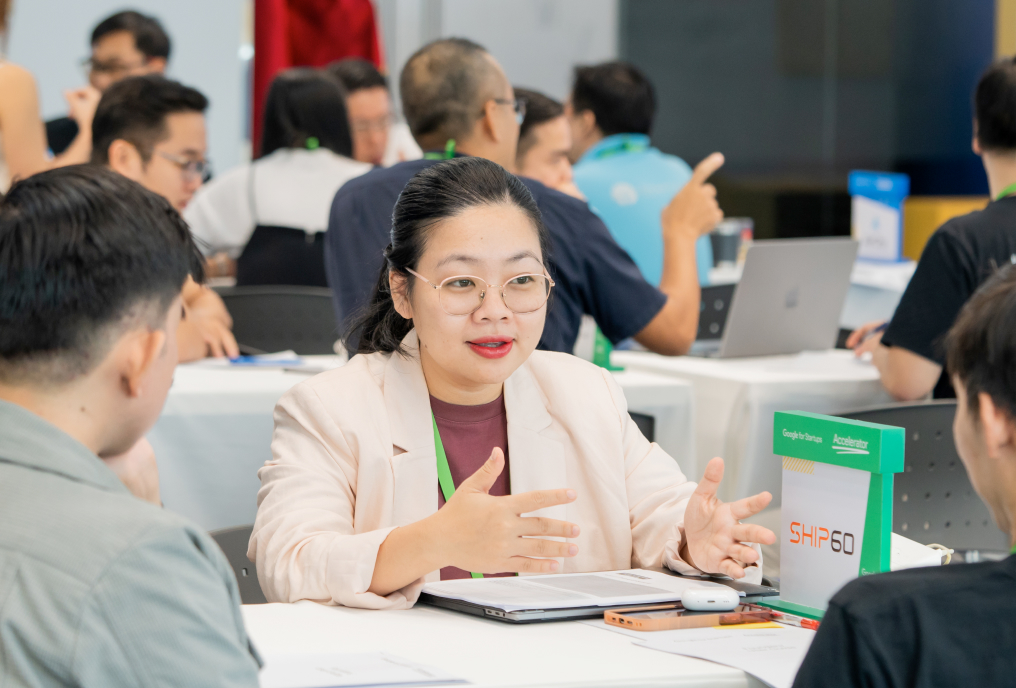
[
  {"x1": 242, "y1": 601, "x2": 761, "y2": 688},
  {"x1": 612, "y1": 349, "x2": 892, "y2": 505},
  {"x1": 151, "y1": 358, "x2": 696, "y2": 532}
]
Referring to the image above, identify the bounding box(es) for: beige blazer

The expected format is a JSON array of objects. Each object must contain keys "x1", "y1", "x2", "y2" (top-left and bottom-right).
[{"x1": 249, "y1": 331, "x2": 756, "y2": 609}]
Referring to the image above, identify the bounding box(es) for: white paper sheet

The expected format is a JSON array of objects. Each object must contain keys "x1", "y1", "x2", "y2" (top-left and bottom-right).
[
  {"x1": 634, "y1": 625, "x2": 815, "y2": 688},
  {"x1": 258, "y1": 651, "x2": 466, "y2": 688},
  {"x1": 421, "y1": 569, "x2": 739, "y2": 612}
]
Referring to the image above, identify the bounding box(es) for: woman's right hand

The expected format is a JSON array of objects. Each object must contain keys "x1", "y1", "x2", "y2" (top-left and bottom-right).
[
  {"x1": 433, "y1": 447, "x2": 580, "y2": 574},
  {"x1": 64, "y1": 85, "x2": 101, "y2": 129},
  {"x1": 845, "y1": 319, "x2": 887, "y2": 352}
]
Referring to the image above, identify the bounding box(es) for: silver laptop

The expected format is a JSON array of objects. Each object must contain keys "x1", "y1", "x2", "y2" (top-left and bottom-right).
[{"x1": 691, "y1": 238, "x2": 858, "y2": 358}]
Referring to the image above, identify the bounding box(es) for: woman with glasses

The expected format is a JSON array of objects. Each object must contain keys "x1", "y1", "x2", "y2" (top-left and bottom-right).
[
  {"x1": 0, "y1": 0, "x2": 99, "y2": 192},
  {"x1": 249, "y1": 157, "x2": 775, "y2": 608},
  {"x1": 184, "y1": 68, "x2": 371, "y2": 285}
]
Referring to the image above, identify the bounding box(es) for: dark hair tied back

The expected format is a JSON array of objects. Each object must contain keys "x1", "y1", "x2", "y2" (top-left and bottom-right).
[{"x1": 346, "y1": 157, "x2": 551, "y2": 355}]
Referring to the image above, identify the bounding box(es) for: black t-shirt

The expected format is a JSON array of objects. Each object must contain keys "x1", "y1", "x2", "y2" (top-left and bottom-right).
[
  {"x1": 44, "y1": 116, "x2": 79, "y2": 156},
  {"x1": 882, "y1": 197, "x2": 1016, "y2": 398},
  {"x1": 793, "y1": 555, "x2": 1016, "y2": 688},
  {"x1": 324, "y1": 156, "x2": 667, "y2": 353}
]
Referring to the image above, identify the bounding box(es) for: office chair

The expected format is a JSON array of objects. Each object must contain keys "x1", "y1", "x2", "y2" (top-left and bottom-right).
[
  {"x1": 210, "y1": 525, "x2": 267, "y2": 605},
  {"x1": 215, "y1": 285, "x2": 338, "y2": 355},
  {"x1": 839, "y1": 401, "x2": 1009, "y2": 554}
]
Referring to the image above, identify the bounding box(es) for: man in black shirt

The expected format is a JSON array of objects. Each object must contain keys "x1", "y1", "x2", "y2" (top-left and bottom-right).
[
  {"x1": 794, "y1": 268, "x2": 1016, "y2": 688},
  {"x1": 849, "y1": 56, "x2": 1016, "y2": 400},
  {"x1": 326, "y1": 38, "x2": 723, "y2": 355},
  {"x1": 47, "y1": 11, "x2": 170, "y2": 155}
]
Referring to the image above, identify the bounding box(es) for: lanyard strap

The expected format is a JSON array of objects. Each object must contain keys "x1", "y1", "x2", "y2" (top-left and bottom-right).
[
  {"x1": 423, "y1": 139, "x2": 457, "y2": 160},
  {"x1": 996, "y1": 181, "x2": 1016, "y2": 201},
  {"x1": 432, "y1": 413, "x2": 483, "y2": 579},
  {"x1": 592, "y1": 137, "x2": 650, "y2": 161}
]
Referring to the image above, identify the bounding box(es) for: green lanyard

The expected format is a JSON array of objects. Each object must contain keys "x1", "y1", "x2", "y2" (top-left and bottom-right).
[
  {"x1": 423, "y1": 139, "x2": 457, "y2": 160},
  {"x1": 996, "y1": 182, "x2": 1016, "y2": 201},
  {"x1": 432, "y1": 413, "x2": 483, "y2": 579}
]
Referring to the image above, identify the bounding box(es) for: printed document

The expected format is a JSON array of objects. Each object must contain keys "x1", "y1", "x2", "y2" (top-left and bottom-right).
[
  {"x1": 636, "y1": 625, "x2": 814, "y2": 688},
  {"x1": 258, "y1": 651, "x2": 466, "y2": 688},
  {"x1": 420, "y1": 569, "x2": 738, "y2": 612}
]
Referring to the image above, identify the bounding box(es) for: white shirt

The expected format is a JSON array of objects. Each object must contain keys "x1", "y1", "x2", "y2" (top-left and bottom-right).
[{"x1": 183, "y1": 147, "x2": 372, "y2": 257}]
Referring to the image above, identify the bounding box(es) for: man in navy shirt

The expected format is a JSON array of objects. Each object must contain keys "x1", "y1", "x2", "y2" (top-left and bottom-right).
[{"x1": 326, "y1": 38, "x2": 724, "y2": 355}]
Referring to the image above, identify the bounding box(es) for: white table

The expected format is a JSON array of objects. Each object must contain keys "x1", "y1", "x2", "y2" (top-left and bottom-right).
[
  {"x1": 612, "y1": 350, "x2": 892, "y2": 506},
  {"x1": 149, "y1": 360, "x2": 695, "y2": 532},
  {"x1": 242, "y1": 601, "x2": 761, "y2": 688}
]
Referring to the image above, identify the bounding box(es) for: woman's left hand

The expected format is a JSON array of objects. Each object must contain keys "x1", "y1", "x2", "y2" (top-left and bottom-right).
[{"x1": 683, "y1": 457, "x2": 777, "y2": 579}]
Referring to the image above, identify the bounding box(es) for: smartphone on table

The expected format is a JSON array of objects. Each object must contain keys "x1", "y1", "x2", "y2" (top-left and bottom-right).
[{"x1": 605, "y1": 603, "x2": 772, "y2": 632}]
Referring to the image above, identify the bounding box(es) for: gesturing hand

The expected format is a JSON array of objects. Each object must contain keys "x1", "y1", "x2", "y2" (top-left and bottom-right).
[
  {"x1": 661, "y1": 152, "x2": 725, "y2": 243},
  {"x1": 683, "y1": 457, "x2": 776, "y2": 579},
  {"x1": 434, "y1": 447, "x2": 580, "y2": 575}
]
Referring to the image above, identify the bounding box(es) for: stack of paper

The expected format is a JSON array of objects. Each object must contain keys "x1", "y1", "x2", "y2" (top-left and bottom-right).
[{"x1": 421, "y1": 569, "x2": 738, "y2": 612}]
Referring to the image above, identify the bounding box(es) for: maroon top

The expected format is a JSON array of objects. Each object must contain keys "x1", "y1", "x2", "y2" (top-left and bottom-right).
[{"x1": 430, "y1": 393, "x2": 513, "y2": 580}]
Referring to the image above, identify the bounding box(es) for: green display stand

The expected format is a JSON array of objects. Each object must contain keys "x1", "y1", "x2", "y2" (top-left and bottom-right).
[{"x1": 760, "y1": 411, "x2": 904, "y2": 620}]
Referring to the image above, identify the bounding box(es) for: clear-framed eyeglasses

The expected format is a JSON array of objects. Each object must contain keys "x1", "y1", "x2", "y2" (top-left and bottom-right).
[
  {"x1": 158, "y1": 152, "x2": 211, "y2": 183},
  {"x1": 405, "y1": 268, "x2": 554, "y2": 316}
]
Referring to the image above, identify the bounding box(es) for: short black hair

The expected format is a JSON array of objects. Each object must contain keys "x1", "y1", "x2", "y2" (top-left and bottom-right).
[
  {"x1": 515, "y1": 87, "x2": 563, "y2": 159},
  {"x1": 260, "y1": 68, "x2": 353, "y2": 158},
  {"x1": 0, "y1": 166, "x2": 201, "y2": 384},
  {"x1": 571, "y1": 61, "x2": 656, "y2": 137},
  {"x1": 975, "y1": 56, "x2": 1016, "y2": 152},
  {"x1": 326, "y1": 58, "x2": 387, "y2": 93},
  {"x1": 400, "y1": 38, "x2": 502, "y2": 149},
  {"x1": 91, "y1": 10, "x2": 171, "y2": 61},
  {"x1": 947, "y1": 265, "x2": 1016, "y2": 419},
  {"x1": 91, "y1": 75, "x2": 208, "y2": 165}
]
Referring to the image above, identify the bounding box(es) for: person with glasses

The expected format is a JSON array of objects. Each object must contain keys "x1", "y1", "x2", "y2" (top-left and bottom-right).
[
  {"x1": 249, "y1": 157, "x2": 775, "y2": 607},
  {"x1": 46, "y1": 10, "x2": 170, "y2": 156},
  {"x1": 92, "y1": 75, "x2": 238, "y2": 362},
  {"x1": 327, "y1": 38, "x2": 724, "y2": 360},
  {"x1": 513, "y1": 87, "x2": 585, "y2": 199},
  {"x1": 325, "y1": 58, "x2": 422, "y2": 167},
  {"x1": 184, "y1": 68, "x2": 371, "y2": 284}
]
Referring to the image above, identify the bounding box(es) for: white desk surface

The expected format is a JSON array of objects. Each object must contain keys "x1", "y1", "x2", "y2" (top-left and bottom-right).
[
  {"x1": 242, "y1": 601, "x2": 761, "y2": 688},
  {"x1": 151, "y1": 359, "x2": 696, "y2": 532}
]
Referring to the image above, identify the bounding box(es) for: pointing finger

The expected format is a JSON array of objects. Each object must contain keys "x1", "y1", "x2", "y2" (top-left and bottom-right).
[
  {"x1": 731, "y1": 523, "x2": 777, "y2": 546},
  {"x1": 518, "y1": 517, "x2": 580, "y2": 538},
  {"x1": 691, "y1": 152, "x2": 725, "y2": 185},
  {"x1": 509, "y1": 487, "x2": 577, "y2": 515},
  {"x1": 728, "y1": 491, "x2": 773, "y2": 521}
]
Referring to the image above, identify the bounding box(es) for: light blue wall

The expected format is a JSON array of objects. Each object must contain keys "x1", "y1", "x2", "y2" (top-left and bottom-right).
[{"x1": 7, "y1": 0, "x2": 248, "y2": 173}]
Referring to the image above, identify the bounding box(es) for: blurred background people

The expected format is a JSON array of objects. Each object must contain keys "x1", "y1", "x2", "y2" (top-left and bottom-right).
[
  {"x1": 326, "y1": 38, "x2": 722, "y2": 357},
  {"x1": 184, "y1": 68, "x2": 371, "y2": 285},
  {"x1": 92, "y1": 75, "x2": 238, "y2": 361},
  {"x1": 849, "y1": 56, "x2": 1016, "y2": 401},
  {"x1": 0, "y1": 0, "x2": 98, "y2": 191},
  {"x1": 567, "y1": 61, "x2": 713, "y2": 287},
  {"x1": 46, "y1": 10, "x2": 169, "y2": 156},
  {"x1": 325, "y1": 57, "x2": 421, "y2": 167},
  {"x1": 513, "y1": 87, "x2": 583, "y2": 199}
]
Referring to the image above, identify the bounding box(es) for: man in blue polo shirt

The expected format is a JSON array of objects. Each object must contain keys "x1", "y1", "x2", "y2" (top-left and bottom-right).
[
  {"x1": 567, "y1": 61, "x2": 713, "y2": 287},
  {"x1": 326, "y1": 39, "x2": 724, "y2": 356}
]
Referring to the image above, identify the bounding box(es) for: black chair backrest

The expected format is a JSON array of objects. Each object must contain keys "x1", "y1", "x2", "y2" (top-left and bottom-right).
[
  {"x1": 629, "y1": 411, "x2": 656, "y2": 443},
  {"x1": 698, "y1": 283, "x2": 736, "y2": 341},
  {"x1": 215, "y1": 285, "x2": 338, "y2": 355},
  {"x1": 839, "y1": 402, "x2": 1009, "y2": 552},
  {"x1": 210, "y1": 525, "x2": 267, "y2": 605}
]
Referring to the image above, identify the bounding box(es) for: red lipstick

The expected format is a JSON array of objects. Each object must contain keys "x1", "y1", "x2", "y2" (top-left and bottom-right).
[{"x1": 467, "y1": 336, "x2": 514, "y2": 359}]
